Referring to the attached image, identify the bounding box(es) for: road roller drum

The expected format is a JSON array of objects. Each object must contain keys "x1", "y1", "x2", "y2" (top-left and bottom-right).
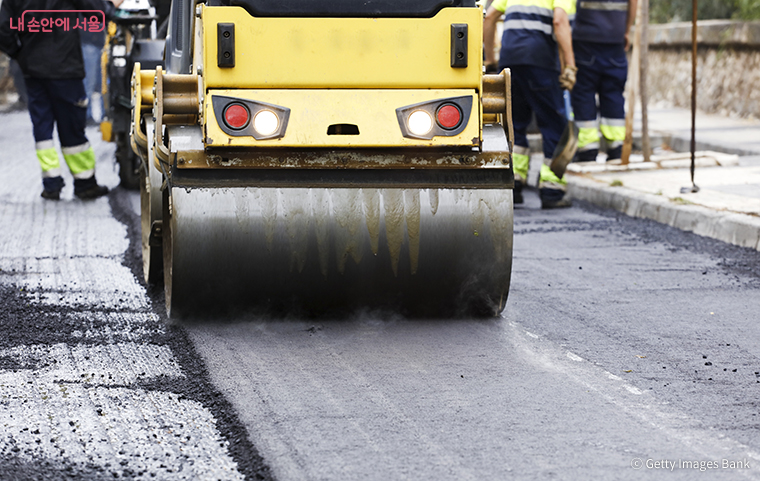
[{"x1": 163, "y1": 186, "x2": 513, "y2": 317}]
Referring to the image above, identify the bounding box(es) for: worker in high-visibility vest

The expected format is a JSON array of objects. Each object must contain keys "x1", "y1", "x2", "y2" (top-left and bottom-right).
[
  {"x1": 0, "y1": 0, "x2": 122, "y2": 200},
  {"x1": 571, "y1": 0, "x2": 637, "y2": 163},
  {"x1": 484, "y1": 0, "x2": 577, "y2": 208}
]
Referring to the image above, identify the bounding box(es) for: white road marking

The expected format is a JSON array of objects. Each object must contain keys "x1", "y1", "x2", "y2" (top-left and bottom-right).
[
  {"x1": 508, "y1": 321, "x2": 760, "y2": 477},
  {"x1": 566, "y1": 351, "x2": 584, "y2": 362}
]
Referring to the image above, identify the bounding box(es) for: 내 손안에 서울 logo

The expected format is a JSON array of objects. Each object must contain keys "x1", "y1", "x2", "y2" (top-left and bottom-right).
[{"x1": 9, "y1": 10, "x2": 104, "y2": 33}]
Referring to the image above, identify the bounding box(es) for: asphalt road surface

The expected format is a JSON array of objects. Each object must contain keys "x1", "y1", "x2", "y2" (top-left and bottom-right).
[{"x1": 1, "y1": 110, "x2": 759, "y2": 480}]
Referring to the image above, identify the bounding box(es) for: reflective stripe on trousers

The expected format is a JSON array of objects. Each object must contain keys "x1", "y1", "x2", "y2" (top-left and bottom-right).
[
  {"x1": 576, "y1": 120, "x2": 600, "y2": 152},
  {"x1": 36, "y1": 140, "x2": 61, "y2": 178},
  {"x1": 600, "y1": 117, "x2": 625, "y2": 148},
  {"x1": 36, "y1": 141, "x2": 96, "y2": 179},
  {"x1": 512, "y1": 146, "x2": 567, "y2": 191},
  {"x1": 538, "y1": 163, "x2": 566, "y2": 192},
  {"x1": 62, "y1": 142, "x2": 96, "y2": 179},
  {"x1": 513, "y1": 145, "x2": 530, "y2": 182}
]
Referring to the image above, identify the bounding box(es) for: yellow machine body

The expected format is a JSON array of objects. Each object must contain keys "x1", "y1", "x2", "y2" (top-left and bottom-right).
[
  {"x1": 198, "y1": 6, "x2": 485, "y2": 152},
  {"x1": 201, "y1": 7, "x2": 482, "y2": 90},
  {"x1": 130, "y1": 3, "x2": 515, "y2": 317}
]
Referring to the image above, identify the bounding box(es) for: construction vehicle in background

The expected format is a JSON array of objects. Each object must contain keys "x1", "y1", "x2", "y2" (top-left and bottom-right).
[
  {"x1": 101, "y1": 0, "x2": 167, "y2": 189},
  {"x1": 131, "y1": 0, "x2": 515, "y2": 318}
]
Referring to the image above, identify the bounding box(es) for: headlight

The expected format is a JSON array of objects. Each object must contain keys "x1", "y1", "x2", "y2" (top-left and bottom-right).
[
  {"x1": 396, "y1": 96, "x2": 473, "y2": 140},
  {"x1": 253, "y1": 110, "x2": 279, "y2": 137},
  {"x1": 407, "y1": 110, "x2": 433, "y2": 136},
  {"x1": 212, "y1": 96, "x2": 290, "y2": 140}
]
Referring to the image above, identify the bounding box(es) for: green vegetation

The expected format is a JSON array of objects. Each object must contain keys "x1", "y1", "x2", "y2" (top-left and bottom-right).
[
  {"x1": 734, "y1": 0, "x2": 760, "y2": 19},
  {"x1": 650, "y1": 0, "x2": 760, "y2": 23}
]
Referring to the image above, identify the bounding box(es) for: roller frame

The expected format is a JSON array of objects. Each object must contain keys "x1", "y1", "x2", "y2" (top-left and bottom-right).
[
  {"x1": 158, "y1": 126, "x2": 513, "y2": 318},
  {"x1": 131, "y1": 4, "x2": 518, "y2": 318}
]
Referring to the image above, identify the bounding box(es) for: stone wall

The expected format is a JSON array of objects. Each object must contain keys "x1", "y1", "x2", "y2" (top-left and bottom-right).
[{"x1": 647, "y1": 21, "x2": 760, "y2": 120}]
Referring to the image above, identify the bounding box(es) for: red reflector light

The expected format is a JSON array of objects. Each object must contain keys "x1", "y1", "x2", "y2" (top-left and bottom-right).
[
  {"x1": 224, "y1": 104, "x2": 249, "y2": 129},
  {"x1": 436, "y1": 104, "x2": 462, "y2": 129}
]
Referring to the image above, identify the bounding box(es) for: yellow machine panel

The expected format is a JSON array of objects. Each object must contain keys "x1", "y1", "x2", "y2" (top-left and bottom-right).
[
  {"x1": 205, "y1": 89, "x2": 480, "y2": 148},
  {"x1": 201, "y1": 6, "x2": 483, "y2": 89}
]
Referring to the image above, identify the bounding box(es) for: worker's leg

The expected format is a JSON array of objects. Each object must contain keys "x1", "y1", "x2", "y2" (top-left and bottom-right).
[
  {"x1": 505, "y1": 65, "x2": 534, "y2": 204},
  {"x1": 81, "y1": 42, "x2": 103, "y2": 123},
  {"x1": 571, "y1": 41, "x2": 602, "y2": 162},
  {"x1": 48, "y1": 79, "x2": 108, "y2": 199},
  {"x1": 25, "y1": 78, "x2": 63, "y2": 198},
  {"x1": 598, "y1": 45, "x2": 628, "y2": 161},
  {"x1": 522, "y1": 66, "x2": 571, "y2": 208}
]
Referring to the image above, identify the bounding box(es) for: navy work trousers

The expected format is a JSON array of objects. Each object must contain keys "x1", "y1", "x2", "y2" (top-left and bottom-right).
[
  {"x1": 505, "y1": 64, "x2": 567, "y2": 160},
  {"x1": 25, "y1": 77, "x2": 89, "y2": 147},
  {"x1": 571, "y1": 41, "x2": 627, "y2": 125}
]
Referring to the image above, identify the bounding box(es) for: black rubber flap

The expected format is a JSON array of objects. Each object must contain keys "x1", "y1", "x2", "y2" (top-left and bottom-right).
[{"x1": 223, "y1": 0, "x2": 475, "y2": 18}]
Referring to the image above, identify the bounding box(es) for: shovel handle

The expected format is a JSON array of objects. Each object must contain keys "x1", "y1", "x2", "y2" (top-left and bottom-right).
[{"x1": 563, "y1": 90, "x2": 574, "y2": 122}]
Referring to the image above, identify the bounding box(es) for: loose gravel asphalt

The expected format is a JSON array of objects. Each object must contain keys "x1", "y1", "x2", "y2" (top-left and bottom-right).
[{"x1": 0, "y1": 111, "x2": 271, "y2": 480}]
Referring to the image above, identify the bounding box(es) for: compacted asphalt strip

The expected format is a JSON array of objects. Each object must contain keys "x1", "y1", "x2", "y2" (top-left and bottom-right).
[{"x1": 184, "y1": 195, "x2": 760, "y2": 480}]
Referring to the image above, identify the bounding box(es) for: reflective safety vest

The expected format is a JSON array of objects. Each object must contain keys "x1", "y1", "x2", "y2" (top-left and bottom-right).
[
  {"x1": 573, "y1": 0, "x2": 629, "y2": 44},
  {"x1": 492, "y1": 0, "x2": 575, "y2": 72}
]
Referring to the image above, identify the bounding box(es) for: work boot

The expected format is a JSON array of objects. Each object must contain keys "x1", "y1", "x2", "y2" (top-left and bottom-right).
[
  {"x1": 41, "y1": 176, "x2": 64, "y2": 201},
  {"x1": 606, "y1": 146, "x2": 622, "y2": 162},
  {"x1": 541, "y1": 197, "x2": 573, "y2": 209},
  {"x1": 513, "y1": 180, "x2": 524, "y2": 205},
  {"x1": 74, "y1": 176, "x2": 109, "y2": 200},
  {"x1": 573, "y1": 149, "x2": 599, "y2": 163},
  {"x1": 40, "y1": 189, "x2": 61, "y2": 200},
  {"x1": 540, "y1": 187, "x2": 572, "y2": 209}
]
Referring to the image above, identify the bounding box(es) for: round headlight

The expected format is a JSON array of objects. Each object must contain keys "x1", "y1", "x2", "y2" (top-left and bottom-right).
[
  {"x1": 407, "y1": 110, "x2": 433, "y2": 136},
  {"x1": 253, "y1": 110, "x2": 279, "y2": 136}
]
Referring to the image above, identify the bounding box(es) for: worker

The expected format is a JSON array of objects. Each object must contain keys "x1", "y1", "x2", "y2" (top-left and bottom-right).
[
  {"x1": 81, "y1": 26, "x2": 106, "y2": 124},
  {"x1": 484, "y1": 0, "x2": 577, "y2": 208},
  {"x1": 0, "y1": 0, "x2": 123, "y2": 200},
  {"x1": 570, "y1": 0, "x2": 637, "y2": 163}
]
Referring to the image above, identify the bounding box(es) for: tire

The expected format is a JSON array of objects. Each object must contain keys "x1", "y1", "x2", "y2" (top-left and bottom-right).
[
  {"x1": 140, "y1": 119, "x2": 163, "y2": 284},
  {"x1": 116, "y1": 132, "x2": 141, "y2": 190}
]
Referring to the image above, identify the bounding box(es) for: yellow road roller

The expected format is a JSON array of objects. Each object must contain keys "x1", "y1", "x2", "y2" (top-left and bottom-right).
[{"x1": 131, "y1": 0, "x2": 515, "y2": 318}]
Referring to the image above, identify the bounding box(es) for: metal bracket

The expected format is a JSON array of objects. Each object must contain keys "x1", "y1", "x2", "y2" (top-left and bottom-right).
[
  {"x1": 217, "y1": 23, "x2": 235, "y2": 68},
  {"x1": 450, "y1": 24, "x2": 468, "y2": 68},
  {"x1": 482, "y1": 69, "x2": 514, "y2": 155},
  {"x1": 149, "y1": 221, "x2": 163, "y2": 246}
]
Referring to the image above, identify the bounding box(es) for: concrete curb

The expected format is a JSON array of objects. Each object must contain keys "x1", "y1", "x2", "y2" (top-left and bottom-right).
[
  {"x1": 649, "y1": 20, "x2": 760, "y2": 48},
  {"x1": 567, "y1": 175, "x2": 760, "y2": 251}
]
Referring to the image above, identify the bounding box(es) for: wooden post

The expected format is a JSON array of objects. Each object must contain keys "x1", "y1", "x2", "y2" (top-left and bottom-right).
[
  {"x1": 640, "y1": 0, "x2": 651, "y2": 162},
  {"x1": 621, "y1": 0, "x2": 643, "y2": 165}
]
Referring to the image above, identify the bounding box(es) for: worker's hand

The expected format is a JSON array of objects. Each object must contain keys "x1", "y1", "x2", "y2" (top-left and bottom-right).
[
  {"x1": 110, "y1": 0, "x2": 125, "y2": 8},
  {"x1": 485, "y1": 63, "x2": 499, "y2": 74},
  {"x1": 625, "y1": 31, "x2": 632, "y2": 51},
  {"x1": 559, "y1": 65, "x2": 577, "y2": 91}
]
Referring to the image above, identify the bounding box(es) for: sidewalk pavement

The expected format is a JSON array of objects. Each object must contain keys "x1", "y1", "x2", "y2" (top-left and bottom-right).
[{"x1": 563, "y1": 106, "x2": 760, "y2": 251}]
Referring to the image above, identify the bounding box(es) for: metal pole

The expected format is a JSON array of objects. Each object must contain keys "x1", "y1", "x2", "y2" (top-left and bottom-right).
[{"x1": 682, "y1": 0, "x2": 700, "y2": 193}]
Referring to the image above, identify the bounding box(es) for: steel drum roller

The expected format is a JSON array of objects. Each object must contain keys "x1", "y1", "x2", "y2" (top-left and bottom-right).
[{"x1": 163, "y1": 186, "x2": 513, "y2": 317}]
